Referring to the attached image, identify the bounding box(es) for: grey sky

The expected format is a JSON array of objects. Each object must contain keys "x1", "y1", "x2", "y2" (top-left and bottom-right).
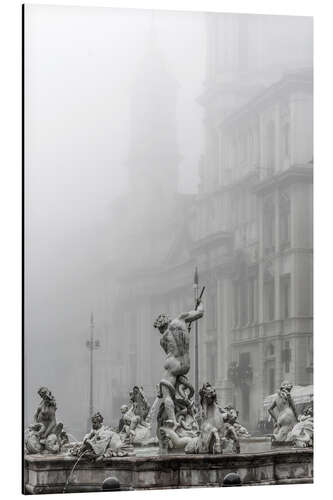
[{"x1": 24, "y1": 5, "x2": 205, "y2": 427}]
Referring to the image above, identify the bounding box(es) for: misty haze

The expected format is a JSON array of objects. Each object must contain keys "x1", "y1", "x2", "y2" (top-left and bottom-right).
[{"x1": 24, "y1": 4, "x2": 313, "y2": 450}]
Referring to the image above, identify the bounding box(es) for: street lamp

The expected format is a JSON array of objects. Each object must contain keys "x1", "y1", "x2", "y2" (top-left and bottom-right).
[
  {"x1": 193, "y1": 267, "x2": 199, "y2": 406},
  {"x1": 86, "y1": 312, "x2": 100, "y2": 430}
]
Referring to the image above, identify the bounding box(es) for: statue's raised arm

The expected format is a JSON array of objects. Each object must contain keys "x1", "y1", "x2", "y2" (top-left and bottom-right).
[{"x1": 177, "y1": 300, "x2": 204, "y2": 324}]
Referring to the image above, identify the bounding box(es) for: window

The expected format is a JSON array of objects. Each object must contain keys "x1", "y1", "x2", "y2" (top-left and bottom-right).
[
  {"x1": 307, "y1": 337, "x2": 313, "y2": 370},
  {"x1": 208, "y1": 294, "x2": 217, "y2": 330},
  {"x1": 264, "y1": 279, "x2": 275, "y2": 321},
  {"x1": 263, "y1": 197, "x2": 275, "y2": 254},
  {"x1": 207, "y1": 342, "x2": 217, "y2": 385},
  {"x1": 240, "y1": 283, "x2": 248, "y2": 326},
  {"x1": 283, "y1": 122, "x2": 290, "y2": 158},
  {"x1": 239, "y1": 351, "x2": 251, "y2": 370},
  {"x1": 233, "y1": 282, "x2": 240, "y2": 327},
  {"x1": 241, "y1": 386, "x2": 250, "y2": 421},
  {"x1": 280, "y1": 274, "x2": 291, "y2": 319},
  {"x1": 248, "y1": 278, "x2": 255, "y2": 324},
  {"x1": 267, "y1": 343, "x2": 275, "y2": 356},
  {"x1": 269, "y1": 367, "x2": 275, "y2": 394},
  {"x1": 282, "y1": 341, "x2": 291, "y2": 374},
  {"x1": 239, "y1": 352, "x2": 251, "y2": 421},
  {"x1": 130, "y1": 352, "x2": 137, "y2": 387},
  {"x1": 279, "y1": 193, "x2": 291, "y2": 249},
  {"x1": 265, "y1": 120, "x2": 275, "y2": 173}
]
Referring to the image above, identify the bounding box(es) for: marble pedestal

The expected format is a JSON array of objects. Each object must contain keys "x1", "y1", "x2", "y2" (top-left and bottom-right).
[{"x1": 24, "y1": 448, "x2": 313, "y2": 494}]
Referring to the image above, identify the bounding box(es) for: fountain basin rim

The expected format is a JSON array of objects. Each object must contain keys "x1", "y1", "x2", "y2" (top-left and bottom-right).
[{"x1": 24, "y1": 447, "x2": 313, "y2": 466}]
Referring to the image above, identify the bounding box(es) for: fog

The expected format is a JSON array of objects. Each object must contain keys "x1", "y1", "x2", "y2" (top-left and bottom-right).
[
  {"x1": 25, "y1": 5, "x2": 205, "y2": 432},
  {"x1": 24, "y1": 6, "x2": 313, "y2": 437}
]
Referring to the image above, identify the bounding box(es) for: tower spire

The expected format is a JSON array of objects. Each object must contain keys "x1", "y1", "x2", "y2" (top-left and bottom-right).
[{"x1": 127, "y1": 20, "x2": 180, "y2": 198}]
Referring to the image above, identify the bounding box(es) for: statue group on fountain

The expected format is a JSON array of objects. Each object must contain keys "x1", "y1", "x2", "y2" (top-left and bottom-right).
[
  {"x1": 25, "y1": 282, "x2": 313, "y2": 461},
  {"x1": 152, "y1": 298, "x2": 250, "y2": 454}
]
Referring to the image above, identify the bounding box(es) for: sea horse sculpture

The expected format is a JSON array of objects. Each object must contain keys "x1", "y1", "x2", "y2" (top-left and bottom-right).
[{"x1": 25, "y1": 387, "x2": 68, "y2": 454}]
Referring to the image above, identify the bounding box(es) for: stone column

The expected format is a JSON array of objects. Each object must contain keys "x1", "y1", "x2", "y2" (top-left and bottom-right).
[
  {"x1": 257, "y1": 196, "x2": 266, "y2": 417},
  {"x1": 259, "y1": 114, "x2": 265, "y2": 178},
  {"x1": 199, "y1": 291, "x2": 208, "y2": 388},
  {"x1": 218, "y1": 129, "x2": 223, "y2": 186},
  {"x1": 274, "y1": 103, "x2": 281, "y2": 173},
  {"x1": 290, "y1": 92, "x2": 313, "y2": 166},
  {"x1": 258, "y1": 196, "x2": 264, "y2": 324},
  {"x1": 274, "y1": 189, "x2": 280, "y2": 320},
  {"x1": 216, "y1": 276, "x2": 233, "y2": 405}
]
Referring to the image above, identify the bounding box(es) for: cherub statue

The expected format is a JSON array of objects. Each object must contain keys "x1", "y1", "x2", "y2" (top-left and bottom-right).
[{"x1": 268, "y1": 380, "x2": 298, "y2": 441}]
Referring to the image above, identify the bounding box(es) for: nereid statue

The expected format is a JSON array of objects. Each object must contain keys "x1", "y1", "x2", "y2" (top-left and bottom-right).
[
  {"x1": 268, "y1": 380, "x2": 298, "y2": 441},
  {"x1": 70, "y1": 412, "x2": 134, "y2": 460},
  {"x1": 25, "y1": 387, "x2": 68, "y2": 454}
]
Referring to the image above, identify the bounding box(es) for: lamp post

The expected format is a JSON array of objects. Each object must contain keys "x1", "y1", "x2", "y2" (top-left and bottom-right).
[{"x1": 86, "y1": 312, "x2": 100, "y2": 430}]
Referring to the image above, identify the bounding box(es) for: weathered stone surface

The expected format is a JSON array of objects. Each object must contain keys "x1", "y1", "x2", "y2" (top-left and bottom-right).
[{"x1": 24, "y1": 448, "x2": 313, "y2": 494}]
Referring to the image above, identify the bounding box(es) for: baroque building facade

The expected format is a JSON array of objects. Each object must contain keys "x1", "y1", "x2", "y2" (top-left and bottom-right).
[
  {"x1": 195, "y1": 14, "x2": 313, "y2": 428},
  {"x1": 94, "y1": 14, "x2": 313, "y2": 431}
]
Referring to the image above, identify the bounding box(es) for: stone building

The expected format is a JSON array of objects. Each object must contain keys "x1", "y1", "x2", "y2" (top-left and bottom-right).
[
  {"x1": 94, "y1": 14, "x2": 313, "y2": 431},
  {"x1": 194, "y1": 14, "x2": 313, "y2": 428}
]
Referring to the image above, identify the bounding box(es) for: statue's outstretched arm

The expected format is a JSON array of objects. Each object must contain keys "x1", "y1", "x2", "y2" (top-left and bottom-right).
[{"x1": 178, "y1": 301, "x2": 204, "y2": 324}]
